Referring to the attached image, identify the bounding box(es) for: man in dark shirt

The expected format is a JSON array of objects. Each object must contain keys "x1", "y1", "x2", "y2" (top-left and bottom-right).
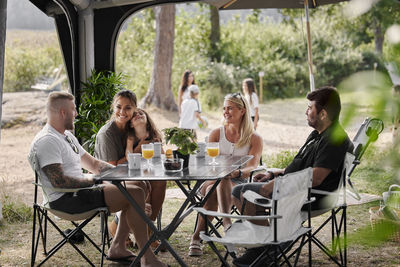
[{"x1": 231, "y1": 86, "x2": 353, "y2": 266}]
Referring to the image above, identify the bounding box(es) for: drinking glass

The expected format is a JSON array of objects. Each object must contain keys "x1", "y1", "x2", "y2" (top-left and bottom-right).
[
  {"x1": 141, "y1": 143, "x2": 154, "y2": 170},
  {"x1": 207, "y1": 142, "x2": 219, "y2": 165}
]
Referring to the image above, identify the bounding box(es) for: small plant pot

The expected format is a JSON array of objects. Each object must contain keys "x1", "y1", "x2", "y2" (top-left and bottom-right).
[{"x1": 173, "y1": 150, "x2": 190, "y2": 169}]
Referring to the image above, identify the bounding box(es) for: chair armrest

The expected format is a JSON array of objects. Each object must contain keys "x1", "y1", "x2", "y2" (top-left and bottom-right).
[
  {"x1": 249, "y1": 166, "x2": 267, "y2": 182},
  {"x1": 193, "y1": 207, "x2": 281, "y2": 221},
  {"x1": 311, "y1": 189, "x2": 339, "y2": 196},
  {"x1": 242, "y1": 190, "x2": 272, "y2": 208},
  {"x1": 304, "y1": 197, "x2": 316, "y2": 205}
]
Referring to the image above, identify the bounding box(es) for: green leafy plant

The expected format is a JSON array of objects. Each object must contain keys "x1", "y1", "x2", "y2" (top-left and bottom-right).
[
  {"x1": 75, "y1": 70, "x2": 126, "y2": 155},
  {"x1": 162, "y1": 127, "x2": 198, "y2": 155}
]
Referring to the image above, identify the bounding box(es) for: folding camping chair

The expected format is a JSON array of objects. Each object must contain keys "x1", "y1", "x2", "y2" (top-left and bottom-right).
[
  {"x1": 307, "y1": 117, "x2": 384, "y2": 267},
  {"x1": 185, "y1": 156, "x2": 266, "y2": 242},
  {"x1": 195, "y1": 167, "x2": 314, "y2": 267},
  {"x1": 28, "y1": 153, "x2": 110, "y2": 267}
]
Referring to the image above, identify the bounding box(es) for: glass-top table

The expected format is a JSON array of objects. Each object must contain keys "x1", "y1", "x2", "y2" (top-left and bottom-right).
[{"x1": 96, "y1": 154, "x2": 253, "y2": 267}]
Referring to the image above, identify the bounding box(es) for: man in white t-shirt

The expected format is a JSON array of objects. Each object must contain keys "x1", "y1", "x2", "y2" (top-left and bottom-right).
[
  {"x1": 29, "y1": 92, "x2": 167, "y2": 267},
  {"x1": 179, "y1": 85, "x2": 206, "y2": 136}
]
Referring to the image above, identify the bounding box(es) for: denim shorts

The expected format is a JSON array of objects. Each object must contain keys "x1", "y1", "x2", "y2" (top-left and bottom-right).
[{"x1": 49, "y1": 187, "x2": 106, "y2": 214}]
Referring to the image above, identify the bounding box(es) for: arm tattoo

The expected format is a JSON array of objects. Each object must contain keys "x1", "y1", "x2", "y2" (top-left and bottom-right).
[
  {"x1": 42, "y1": 163, "x2": 93, "y2": 188},
  {"x1": 98, "y1": 161, "x2": 114, "y2": 174}
]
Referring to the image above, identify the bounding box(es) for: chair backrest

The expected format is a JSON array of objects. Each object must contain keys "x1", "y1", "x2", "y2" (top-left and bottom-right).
[
  {"x1": 352, "y1": 118, "x2": 384, "y2": 161},
  {"x1": 28, "y1": 151, "x2": 51, "y2": 208},
  {"x1": 346, "y1": 118, "x2": 384, "y2": 200},
  {"x1": 271, "y1": 167, "x2": 313, "y2": 241}
]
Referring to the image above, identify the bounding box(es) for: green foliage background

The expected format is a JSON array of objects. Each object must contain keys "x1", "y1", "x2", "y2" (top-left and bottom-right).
[
  {"x1": 75, "y1": 70, "x2": 126, "y2": 155},
  {"x1": 4, "y1": 3, "x2": 399, "y2": 110}
]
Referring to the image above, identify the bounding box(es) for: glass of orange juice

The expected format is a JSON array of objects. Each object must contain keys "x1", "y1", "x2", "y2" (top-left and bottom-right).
[
  {"x1": 207, "y1": 142, "x2": 219, "y2": 165},
  {"x1": 141, "y1": 143, "x2": 154, "y2": 169}
]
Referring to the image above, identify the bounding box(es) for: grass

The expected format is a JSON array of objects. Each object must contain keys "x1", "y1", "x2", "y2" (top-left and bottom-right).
[
  {"x1": 1, "y1": 198, "x2": 399, "y2": 266},
  {"x1": 1, "y1": 145, "x2": 399, "y2": 266}
]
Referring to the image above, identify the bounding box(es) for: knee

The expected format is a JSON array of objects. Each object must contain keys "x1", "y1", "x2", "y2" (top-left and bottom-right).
[{"x1": 128, "y1": 185, "x2": 146, "y2": 200}]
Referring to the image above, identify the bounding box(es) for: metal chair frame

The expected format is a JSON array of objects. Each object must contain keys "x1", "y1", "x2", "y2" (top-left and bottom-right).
[
  {"x1": 307, "y1": 117, "x2": 384, "y2": 267},
  {"x1": 30, "y1": 157, "x2": 110, "y2": 267}
]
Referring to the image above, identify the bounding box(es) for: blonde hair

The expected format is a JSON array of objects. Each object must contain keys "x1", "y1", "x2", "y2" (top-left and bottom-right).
[
  {"x1": 47, "y1": 91, "x2": 74, "y2": 113},
  {"x1": 224, "y1": 93, "x2": 254, "y2": 148}
]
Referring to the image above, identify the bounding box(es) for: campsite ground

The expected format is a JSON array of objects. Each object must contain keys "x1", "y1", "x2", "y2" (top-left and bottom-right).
[{"x1": 0, "y1": 90, "x2": 399, "y2": 266}]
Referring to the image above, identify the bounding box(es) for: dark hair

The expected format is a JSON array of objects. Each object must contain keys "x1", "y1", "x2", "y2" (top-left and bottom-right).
[
  {"x1": 179, "y1": 70, "x2": 195, "y2": 93},
  {"x1": 306, "y1": 86, "x2": 341, "y2": 122},
  {"x1": 243, "y1": 78, "x2": 256, "y2": 94},
  {"x1": 128, "y1": 108, "x2": 162, "y2": 142}
]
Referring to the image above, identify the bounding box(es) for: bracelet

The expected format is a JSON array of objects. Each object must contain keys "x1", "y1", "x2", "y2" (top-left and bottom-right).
[{"x1": 267, "y1": 171, "x2": 275, "y2": 179}]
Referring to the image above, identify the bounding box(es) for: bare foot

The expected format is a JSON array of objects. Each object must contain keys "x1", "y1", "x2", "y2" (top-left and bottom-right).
[{"x1": 107, "y1": 248, "x2": 135, "y2": 259}]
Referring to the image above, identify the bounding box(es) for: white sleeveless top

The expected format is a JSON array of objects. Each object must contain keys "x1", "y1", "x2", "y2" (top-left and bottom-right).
[{"x1": 219, "y1": 126, "x2": 251, "y2": 156}]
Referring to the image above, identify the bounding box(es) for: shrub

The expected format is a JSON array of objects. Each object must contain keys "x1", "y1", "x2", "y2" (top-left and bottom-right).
[
  {"x1": 265, "y1": 150, "x2": 297, "y2": 169},
  {"x1": 4, "y1": 43, "x2": 63, "y2": 92},
  {"x1": 75, "y1": 70, "x2": 126, "y2": 155}
]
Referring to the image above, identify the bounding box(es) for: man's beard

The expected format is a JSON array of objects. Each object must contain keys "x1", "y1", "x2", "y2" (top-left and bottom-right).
[{"x1": 65, "y1": 118, "x2": 74, "y2": 131}]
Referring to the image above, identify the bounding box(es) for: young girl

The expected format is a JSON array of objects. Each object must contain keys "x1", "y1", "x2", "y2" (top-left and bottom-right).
[
  {"x1": 178, "y1": 85, "x2": 206, "y2": 139},
  {"x1": 242, "y1": 78, "x2": 259, "y2": 130},
  {"x1": 125, "y1": 108, "x2": 166, "y2": 250}
]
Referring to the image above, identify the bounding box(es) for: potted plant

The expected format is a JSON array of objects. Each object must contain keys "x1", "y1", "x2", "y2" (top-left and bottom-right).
[{"x1": 162, "y1": 127, "x2": 198, "y2": 169}]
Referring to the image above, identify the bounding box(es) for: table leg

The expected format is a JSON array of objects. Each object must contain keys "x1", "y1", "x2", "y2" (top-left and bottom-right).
[{"x1": 113, "y1": 181, "x2": 189, "y2": 267}]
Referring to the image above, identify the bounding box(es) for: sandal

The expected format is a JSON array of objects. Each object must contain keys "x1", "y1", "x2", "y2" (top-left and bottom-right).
[{"x1": 188, "y1": 240, "x2": 203, "y2": 257}]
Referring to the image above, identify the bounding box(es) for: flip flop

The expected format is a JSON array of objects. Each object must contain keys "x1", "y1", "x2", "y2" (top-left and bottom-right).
[{"x1": 106, "y1": 254, "x2": 137, "y2": 264}]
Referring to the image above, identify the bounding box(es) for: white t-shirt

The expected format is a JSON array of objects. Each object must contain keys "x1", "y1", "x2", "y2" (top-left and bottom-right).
[
  {"x1": 245, "y1": 92, "x2": 259, "y2": 117},
  {"x1": 181, "y1": 89, "x2": 190, "y2": 102},
  {"x1": 179, "y1": 98, "x2": 201, "y2": 129},
  {"x1": 29, "y1": 124, "x2": 86, "y2": 202}
]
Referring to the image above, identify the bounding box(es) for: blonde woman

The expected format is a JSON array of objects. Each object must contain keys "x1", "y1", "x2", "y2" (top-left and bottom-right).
[
  {"x1": 188, "y1": 93, "x2": 263, "y2": 257},
  {"x1": 242, "y1": 78, "x2": 259, "y2": 130}
]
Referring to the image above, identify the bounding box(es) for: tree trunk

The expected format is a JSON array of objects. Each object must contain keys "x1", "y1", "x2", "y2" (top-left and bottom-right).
[
  {"x1": 373, "y1": 17, "x2": 384, "y2": 55},
  {"x1": 209, "y1": 5, "x2": 220, "y2": 62},
  {"x1": 0, "y1": 0, "x2": 7, "y2": 141},
  {"x1": 140, "y1": 4, "x2": 177, "y2": 111}
]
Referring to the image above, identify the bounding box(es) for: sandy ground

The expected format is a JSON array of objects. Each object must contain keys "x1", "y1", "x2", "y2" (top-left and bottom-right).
[{"x1": 0, "y1": 91, "x2": 393, "y2": 204}]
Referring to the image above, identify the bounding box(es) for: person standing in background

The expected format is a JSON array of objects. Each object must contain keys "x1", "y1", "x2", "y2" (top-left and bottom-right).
[
  {"x1": 242, "y1": 78, "x2": 259, "y2": 130},
  {"x1": 179, "y1": 85, "x2": 206, "y2": 140},
  {"x1": 178, "y1": 70, "x2": 195, "y2": 115}
]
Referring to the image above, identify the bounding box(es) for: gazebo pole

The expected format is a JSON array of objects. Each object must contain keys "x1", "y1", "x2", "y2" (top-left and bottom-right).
[
  {"x1": 305, "y1": 0, "x2": 315, "y2": 91},
  {"x1": 0, "y1": 0, "x2": 7, "y2": 141}
]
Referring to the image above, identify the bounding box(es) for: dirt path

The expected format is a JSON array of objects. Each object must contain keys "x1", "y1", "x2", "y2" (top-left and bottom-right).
[{"x1": 0, "y1": 91, "x2": 393, "y2": 204}]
